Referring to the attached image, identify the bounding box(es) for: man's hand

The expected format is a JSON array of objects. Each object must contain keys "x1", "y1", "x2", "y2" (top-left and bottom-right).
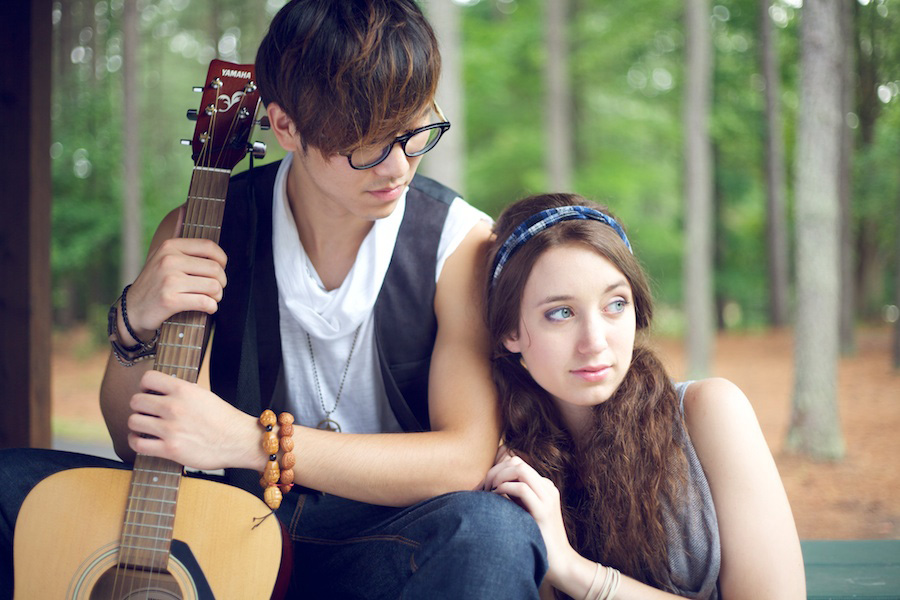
[
  {"x1": 123, "y1": 237, "x2": 227, "y2": 343},
  {"x1": 126, "y1": 369, "x2": 260, "y2": 472}
]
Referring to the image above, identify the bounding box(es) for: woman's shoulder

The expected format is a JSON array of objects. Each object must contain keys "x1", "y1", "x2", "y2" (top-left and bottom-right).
[
  {"x1": 680, "y1": 377, "x2": 758, "y2": 444},
  {"x1": 682, "y1": 377, "x2": 747, "y2": 412}
]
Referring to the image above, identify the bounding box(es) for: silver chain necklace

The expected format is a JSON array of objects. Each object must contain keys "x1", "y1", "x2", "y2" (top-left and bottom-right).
[{"x1": 306, "y1": 325, "x2": 361, "y2": 432}]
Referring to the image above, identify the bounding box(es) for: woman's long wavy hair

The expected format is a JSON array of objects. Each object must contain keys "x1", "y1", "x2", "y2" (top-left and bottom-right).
[{"x1": 486, "y1": 193, "x2": 687, "y2": 594}]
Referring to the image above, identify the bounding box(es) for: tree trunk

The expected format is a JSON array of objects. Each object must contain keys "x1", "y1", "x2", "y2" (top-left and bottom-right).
[
  {"x1": 419, "y1": 0, "x2": 465, "y2": 194},
  {"x1": 544, "y1": 0, "x2": 573, "y2": 192},
  {"x1": 121, "y1": 0, "x2": 142, "y2": 285},
  {"x1": 853, "y1": 1, "x2": 883, "y2": 322},
  {"x1": 683, "y1": 0, "x2": 715, "y2": 378},
  {"x1": 894, "y1": 187, "x2": 900, "y2": 370},
  {"x1": 838, "y1": 0, "x2": 856, "y2": 355},
  {"x1": 760, "y1": 0, "x2": 790, "y2": 328},
  {"x1": 786, "y1": 0, "x2": 845, "y2": 460}
]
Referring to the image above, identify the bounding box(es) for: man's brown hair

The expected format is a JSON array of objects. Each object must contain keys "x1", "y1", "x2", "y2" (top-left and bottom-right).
[{"x1": 256, "y1": 0, "x2": 441, "y2": 156}]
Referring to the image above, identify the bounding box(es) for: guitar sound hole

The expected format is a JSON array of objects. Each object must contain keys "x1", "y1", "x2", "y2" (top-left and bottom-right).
[{"x1": 90, "y1": 565, "x2": 183, "y2": 600}]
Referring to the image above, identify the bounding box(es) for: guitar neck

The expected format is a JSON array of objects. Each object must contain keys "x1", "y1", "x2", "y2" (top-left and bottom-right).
[
  {"x1": 117, "y1": 59, "x2": 262, "y2": 574},
  {"x1": 123, "y1": 167, "x2": 234, "y2": 569},
  {"x1": 154, "y1": 167, "x2": 232, "y2": 384}
]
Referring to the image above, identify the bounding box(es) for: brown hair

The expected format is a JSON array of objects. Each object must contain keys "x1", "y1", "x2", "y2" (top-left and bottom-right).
[
  {"x1": 486, "y1": 193, "x2": 687, "y2": 593},
  {"x1": 256, "y1": 0, "x2": 440, "y2": 156}
]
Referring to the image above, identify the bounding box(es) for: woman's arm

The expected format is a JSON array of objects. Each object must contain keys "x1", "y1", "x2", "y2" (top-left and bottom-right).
[
  {"x1": 684, "y1": 377, "x2": 806, "y2": 599},
  {"x1": 484, "y1": 454, "x2": 685, "y2": 600}
]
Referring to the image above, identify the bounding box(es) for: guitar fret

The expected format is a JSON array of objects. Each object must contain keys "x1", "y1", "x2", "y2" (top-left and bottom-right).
[
  {"x1": 162, "y1": 321, "x2": 205, "y2": 328},
  {"x1": 181, "y1": 223, "x2": 221, "y2": 231},
  {"x1": 194, "y1": 166, "x2": 231, "y2": 174},
  {"x1": 127, "y1": 508, "x2": 177, "y2": 518},
  {"x1": 120, "y1": 543, "x2": 171, "y2": 554},
  {"x1": 124, "y1": 520, "x2": 174, "y2": 531},
  {"x1": 126, "y1": 533, "x2": 176, "y2": 543},
  {"x1": 135, "y1": 467, "x2": 182, "y2": 476},
  {"x1": 155, "y1": 363, "x2": 199, "y2": 372},
  {"x1": 158, "y1": 341, "x2": 204, "y2": 350},
  {"x1": 134, "y1": 481, "x2": 180, "y2": 491},
  {"x1": 187, "y1": 195, "x2": 226, "y2": 203},
  {"x1": 128, "y1": 495, "x2": 177, "y2": 505}
]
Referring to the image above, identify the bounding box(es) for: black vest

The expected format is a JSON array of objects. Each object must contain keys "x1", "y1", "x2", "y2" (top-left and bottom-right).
[{"x1": 209, "y1": 160, "x2": 455, "y2": 494}]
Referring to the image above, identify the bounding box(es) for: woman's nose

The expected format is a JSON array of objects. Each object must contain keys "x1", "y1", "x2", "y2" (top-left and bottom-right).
[{"x1": 577, "y1": 316, "x2": 608, "y2": 355}]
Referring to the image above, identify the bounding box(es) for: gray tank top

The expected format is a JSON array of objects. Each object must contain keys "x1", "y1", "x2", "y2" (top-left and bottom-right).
[{"x1": 660, "y1": 381, "x2": 721, "y2": 598}]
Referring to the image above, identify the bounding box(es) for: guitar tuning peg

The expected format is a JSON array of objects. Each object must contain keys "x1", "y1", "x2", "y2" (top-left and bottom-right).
[
  {"x1": 250, "y1": 141, "x2": 267, "y2": 159},
  {"x1": 258, "y1": 116, "x2": 271, "y2": 130},
  {"x1": 186, "y1": 109, "x2": 198, "y2": 121},
  {"x1": 180, "y1": 139, "x2": 192, "y2": 146},
  {"x1": 192, "y1": 86, "x2": 204, "y2": 93}
]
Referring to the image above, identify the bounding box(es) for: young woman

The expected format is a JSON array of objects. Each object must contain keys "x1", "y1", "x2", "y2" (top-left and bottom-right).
[{"x1": 483, "y1": 193, "x2": 805, "y2": 599}]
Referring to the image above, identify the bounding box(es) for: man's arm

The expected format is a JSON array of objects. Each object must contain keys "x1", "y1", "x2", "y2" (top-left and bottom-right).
[
  {"x1": 123, "y1": 219, "x2": 499, "y2": 506},
  {"x1": 100, "y1": 206, "x2": 228, "y2": 462},
  {"x1": 279, "y1": 219, "x2": 501, "y2": 505}
]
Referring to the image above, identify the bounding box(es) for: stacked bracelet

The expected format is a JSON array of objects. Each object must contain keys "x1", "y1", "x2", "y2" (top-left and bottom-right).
[
  {"x1": 107, "y1": 285, "x2": 160, "y2": 367},
  {"x1": 120, "y1": 284, "x2": 160, "y2": 351},
  {"x1": 584, "y1": 563, "x2": 621, "y2": 600},
  {"x1": 258, "y1": 409, "x2": 296, "y2": 511}
]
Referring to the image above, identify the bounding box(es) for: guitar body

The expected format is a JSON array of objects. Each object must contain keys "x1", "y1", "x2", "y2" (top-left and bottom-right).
[{"x1": 14, "y1": 468, "x2": 285, "y2": 599}]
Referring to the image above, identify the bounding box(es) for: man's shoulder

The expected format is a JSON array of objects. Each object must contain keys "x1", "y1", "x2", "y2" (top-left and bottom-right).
[
  {"x1": 229, "y1": 159, "x2": 283, "y2": 186},
  {"x1": 409, "y1": 174, "x2": 461, "y2": 208}
]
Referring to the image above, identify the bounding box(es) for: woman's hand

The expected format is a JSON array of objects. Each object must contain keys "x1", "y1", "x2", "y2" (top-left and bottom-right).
[
  {"x1": 483, "y1": 452, "x2": 579, "y2": 588},
  {"x1": 126, "y1": 369, "x2": 261, "y2": 472},
  {"x1": 122, "y1": 237, "x2": 227, "y2": 342}
]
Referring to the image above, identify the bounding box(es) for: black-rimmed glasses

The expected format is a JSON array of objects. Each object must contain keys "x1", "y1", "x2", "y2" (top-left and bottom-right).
[{"x1": 346, "y1": 104, "x2": 451, "y2": 170}]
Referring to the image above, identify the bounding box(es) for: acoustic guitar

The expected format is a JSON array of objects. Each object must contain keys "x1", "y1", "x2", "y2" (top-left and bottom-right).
[{"x1": 13, "y1": 60, "x2": 288, "y2": 600}]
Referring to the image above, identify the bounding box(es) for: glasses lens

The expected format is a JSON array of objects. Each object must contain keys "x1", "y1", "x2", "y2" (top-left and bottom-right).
[
  {"x1": 405, "y1": 126, "x2": 443, "y2": 157},
  {"x1": 349, "y1": 142, "x2": 390, "y2": 169}
]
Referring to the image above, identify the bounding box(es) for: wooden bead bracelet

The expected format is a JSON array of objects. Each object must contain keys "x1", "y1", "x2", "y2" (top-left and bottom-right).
[{"x1": 258, "y1": 409, "x2": 296, "y2": 510}]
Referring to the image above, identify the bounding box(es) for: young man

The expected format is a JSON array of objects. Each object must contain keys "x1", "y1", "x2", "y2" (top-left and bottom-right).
[{"x1": 0, "y1": 1, "x2": 546, "y2": 597}]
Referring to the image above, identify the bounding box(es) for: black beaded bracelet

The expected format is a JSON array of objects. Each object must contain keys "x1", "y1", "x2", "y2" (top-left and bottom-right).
[{"x1": 120, "y1": 284, "x2": 160, "y2": 351}]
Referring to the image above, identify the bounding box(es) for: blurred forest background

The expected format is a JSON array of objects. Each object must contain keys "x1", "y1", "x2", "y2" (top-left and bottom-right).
[{"x1": 49, "y1": 0, "x2": 898, "y2": 459}]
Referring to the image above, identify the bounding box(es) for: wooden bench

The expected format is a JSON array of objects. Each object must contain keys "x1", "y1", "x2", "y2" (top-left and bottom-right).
[{"x1": 803, "y1": 540, "x2": 900, "y2": 599}]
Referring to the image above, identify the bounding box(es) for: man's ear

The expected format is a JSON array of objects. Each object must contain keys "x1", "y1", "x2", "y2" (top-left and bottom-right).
[{"x1": 266, "y1": 102, "x2": 301, "y2": 153}]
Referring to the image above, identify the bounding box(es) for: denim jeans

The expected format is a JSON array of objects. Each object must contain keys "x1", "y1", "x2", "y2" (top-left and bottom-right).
[{"x1": 0, "y1": 448, "x2": 547, "y2": 599}]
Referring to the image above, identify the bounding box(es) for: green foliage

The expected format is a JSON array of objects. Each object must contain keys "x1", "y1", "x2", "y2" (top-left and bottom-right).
[{"x1": 50, "y1": 0, "x2": 900, "y2": 334}]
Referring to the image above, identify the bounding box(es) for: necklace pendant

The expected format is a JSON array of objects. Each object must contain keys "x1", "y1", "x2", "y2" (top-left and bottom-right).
[{"x1": 317, "y1": 418, "x2": 341, "y2": 433}]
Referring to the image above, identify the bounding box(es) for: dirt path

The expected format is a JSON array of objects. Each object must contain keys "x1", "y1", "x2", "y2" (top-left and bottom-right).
[{"x1": 52, "y1": 326, "x2": 900, "y2": 540}]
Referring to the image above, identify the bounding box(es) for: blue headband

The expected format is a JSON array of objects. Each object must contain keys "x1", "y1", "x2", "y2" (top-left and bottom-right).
[{"x1": 491, "y1": 205, "x2": 633, "y2": 284}]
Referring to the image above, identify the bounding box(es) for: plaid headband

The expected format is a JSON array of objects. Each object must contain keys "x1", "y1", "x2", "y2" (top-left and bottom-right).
[{"x1": 491, "y1": 205, "x2": 633, "y2": 284}]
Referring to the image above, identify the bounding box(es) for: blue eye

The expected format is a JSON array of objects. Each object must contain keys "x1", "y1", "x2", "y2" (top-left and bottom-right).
[
  {"x1": 605, "y1": 299, "x2": 629, "y2": 314},
  {"x1": 546, "y1": 307, "x2": 574, "y2": 321}
]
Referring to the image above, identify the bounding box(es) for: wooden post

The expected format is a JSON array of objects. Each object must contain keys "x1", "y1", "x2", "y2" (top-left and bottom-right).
[{"x1": 0, "y1": 1, "x2": 52, "y2": 448}]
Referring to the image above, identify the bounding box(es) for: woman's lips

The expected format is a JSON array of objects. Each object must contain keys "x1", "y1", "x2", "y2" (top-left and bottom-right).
[{"x1": 571, "y1": 365, "x2": 611, "y2": 382}]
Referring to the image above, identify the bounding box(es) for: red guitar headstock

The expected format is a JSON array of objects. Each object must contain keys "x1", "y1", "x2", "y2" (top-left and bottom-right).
[{"x1": 189, "y1": 59, "x2": 263, "y2": 170}]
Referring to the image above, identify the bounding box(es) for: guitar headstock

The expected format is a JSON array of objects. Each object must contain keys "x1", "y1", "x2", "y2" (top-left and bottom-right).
[{"x1": 188, "y1": 59, "x2": 264, "y2": 170}]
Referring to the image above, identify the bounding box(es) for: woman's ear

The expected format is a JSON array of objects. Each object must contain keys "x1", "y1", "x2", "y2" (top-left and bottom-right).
[
  {"x1": 266, "y1": 102, "x2": 302, "y2": 153},
  {"x1": 503, "y1": 332, "x2": 522, "y2": 354}
]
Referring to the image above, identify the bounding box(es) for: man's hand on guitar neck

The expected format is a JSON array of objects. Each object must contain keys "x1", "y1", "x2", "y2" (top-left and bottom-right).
[{"x1": 120, "y1": 236, "x2": 228, "y2": 347}]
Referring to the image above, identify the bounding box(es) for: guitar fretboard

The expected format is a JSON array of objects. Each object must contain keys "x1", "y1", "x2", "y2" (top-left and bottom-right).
[{"x1": 121, "y1": 167, "x2": 232, "y2": 570}]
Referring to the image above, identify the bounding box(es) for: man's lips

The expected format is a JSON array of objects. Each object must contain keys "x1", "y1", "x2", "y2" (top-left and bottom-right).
[{"x1": 369, "y1": 182, "x2": 406, "y2": 202}]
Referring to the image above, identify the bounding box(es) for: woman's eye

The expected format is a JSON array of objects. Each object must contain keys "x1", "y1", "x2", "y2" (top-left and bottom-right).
[
  {"x1": 605, "y1": 299, "x2": 629, "y2": 314},
  {"x1": 546, "y1": 307, "x2": 574, "y2": 321}
]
